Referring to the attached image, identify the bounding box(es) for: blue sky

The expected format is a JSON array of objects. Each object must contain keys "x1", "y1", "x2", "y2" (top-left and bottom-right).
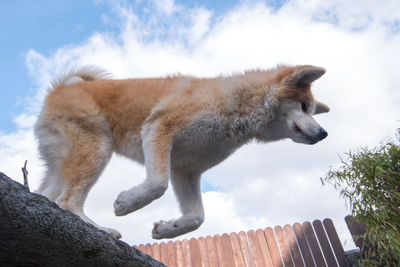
[
  {"x1": 4, "y1": 0, "x2": 290, "y2": 132},
  {"x1": 1, "y1": 1, "x2": 107, "y2": 131},
  {"x1": 1, "y1": 0, "x2": 399, "y2": 247}
]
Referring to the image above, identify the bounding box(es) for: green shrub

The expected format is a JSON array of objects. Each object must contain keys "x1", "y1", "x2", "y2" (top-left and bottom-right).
[{"x1": 323, "y1": 140, "x2": 400, "y2": 266}]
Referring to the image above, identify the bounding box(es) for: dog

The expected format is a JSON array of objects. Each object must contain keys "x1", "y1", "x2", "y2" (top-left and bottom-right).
[{"x1": 35, "y1": 64, "x2": 329, "y2": 239}]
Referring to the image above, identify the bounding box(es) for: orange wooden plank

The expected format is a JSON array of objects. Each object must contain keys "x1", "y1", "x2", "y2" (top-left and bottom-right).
[
  {"x1": 182, "y1": 239, "x2": 192, "y2": 266},
  {"x1": 198, "y1": 237, "x2": 210, "y2": 267},
  {"x1": 221, "y1": 233, "x2": 236, "y2": 267},
  {"x1": 293, "y1": 223, "x2": 316, "y2": 267},
  {"x1": 256, "y1": 229, "x2": 274, "y2": 267},
  {"x1": 214, "y1": 234, "x2": 226, "y2": 267},
  {"x1": 167, "y1": 241, "x2": 177, "y2": 267},
  {"x1": 137, "y1": 244, "x2": 146, "y2": 253},
  {"x1": 230, "y1": 232, "x2": 246, "y2": 267},
  {"x1": 274, "y1": 226, "x2": 294, "y2": 267},
  {"x1": 323, "y1": 219, "x2": 346, "y2": 267},
  {"x1": 238, "y1": 231, "x2": 255, "y2": 267},
  {"x1": 264, "y1": 227, "x2": 283, "y2": 267},
  {"x1": 145, "y1": 243, "x2": 152, "y2": 256},
  {"x1": 151, "y1": 242, "x2": 161, "y2": 261},
  {"x1": 283, "y1": 225, "x2": 305, "y2": 267},
  {"x1": 159, "y1": 242, "x2": 169, "y2": 266},
  {"x1": 313, "y1": 220, "x2": 338, "y2": 267},
  {"x1": 205, "y1": 235, "x2": 218, "y2": 267},
  {"x1": 175, "y1": 240, "x2": 185, "y2": 267},
  {"x1": 247, "y1": 230, "x2": 264, "y2": 267},
  {"x1": 190, "y1": 237, "x2": 203, "y2": 267},
  {"x1": 303, "y1": 221, "x2": 326, "y2": 267}
]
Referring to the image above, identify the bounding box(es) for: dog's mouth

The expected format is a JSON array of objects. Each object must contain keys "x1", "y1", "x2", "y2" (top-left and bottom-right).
[
  {"x1": 292, "y1": 123, "x2": 319, "y2": 144},
  {"x1": 293, "y1": 123, "x2": 302, "y2": 134},
  {"x1": 292, "y1": 123, "x2": 328, "y2": 144}
]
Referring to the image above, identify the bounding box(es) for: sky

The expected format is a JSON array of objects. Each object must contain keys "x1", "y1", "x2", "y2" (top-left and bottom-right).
[{"x1": 1, "y1": 0, "x2": 400, "y2": 252}]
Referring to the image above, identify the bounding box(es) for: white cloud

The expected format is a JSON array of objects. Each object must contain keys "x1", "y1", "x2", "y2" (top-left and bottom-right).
[
  {"x1": 2, "y1": 0, "x2": 400, "y2": 250},
  {"x1": 151, "y1": 0, "x2": 181, "y2": 16}
]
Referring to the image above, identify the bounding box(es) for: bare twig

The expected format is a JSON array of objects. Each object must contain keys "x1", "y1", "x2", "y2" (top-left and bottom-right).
[{"x1": 21, "y1": 160, "x2": 29, "y2": 191}]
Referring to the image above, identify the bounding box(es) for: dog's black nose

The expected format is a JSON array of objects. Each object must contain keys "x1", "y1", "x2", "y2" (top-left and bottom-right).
[{"x1": 318, "y1": 128, "x2": 328, "y2": 140}]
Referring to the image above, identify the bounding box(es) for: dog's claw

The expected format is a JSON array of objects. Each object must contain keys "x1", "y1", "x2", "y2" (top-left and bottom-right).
[
  {"x1": 110, "y1": 230, "x2": 122, "y2": 239},
  {"x1": 99, "y1": 226, "x2": 122, "y2": 239},
  {"x1": 113, "y1": 192, "x2": 136, "y2": 216},
  {"x1": 114, "y1": 199, "x2": 129, "y2": 216}
]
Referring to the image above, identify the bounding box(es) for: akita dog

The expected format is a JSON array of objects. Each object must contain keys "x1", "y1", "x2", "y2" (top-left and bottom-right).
[{"x1": 35, "y1": 65, "x2": 329, "y2": 239}]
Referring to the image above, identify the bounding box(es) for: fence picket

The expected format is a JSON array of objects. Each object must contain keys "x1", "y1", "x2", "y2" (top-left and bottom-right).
[
  {"x1": 263, "y1": 227, "x2": 283, "y2": 267},
  {"x1": 160, "y1": 242, "x2": 168, "y2": 265},
  {"x1": 283, "y1": 225, "x2": 304, "y2": 267},
  {"x1": 248, "y1": 230, "x2": 265, "y2": 267},
  {"x1": 175, "y1": 240, "x2": 185, "y2": 267},
  {"x1": 274, "y1": 226, "x2": 294, "y2": 267},
  {"x1": 205, "y1": 236, "x2": 218, "y2": 267},
  {"x1": 230, "y1": 232, "x2": 246, "y2": 267},
  {"x1": 313, "y1": 220, "x2": 338, "y2": 267},
  {"x1": 221, "y1": 233, "x2": 236, "y2": 267},
  {"x1": 151, "y1": 242, "x2": 161, "y2": 261},
  {"x1": 256, "y1": 229, "x2": 274, "y2": 267},
  {"x1": 303, "y1": 221, "x2": 327, "y2": 267},
  {"x1": 323, "y1": 219, "x2": 346, "y2": 267},
  {"x1": 190, "y1": 238, "x2": 202, "y2": 267},
  {"x1": 238, "y1": 231, "x2": 255, "y2": 267},
  {"x1": 214, "y1": 234, "x2": 226, "y2": 267},
  {"x1": 197, "y1": 237, "x2": 210, "y2": 267},
  {"x1": 292, "y1": 223, "x2": 316, "y2": 267},
  {"x1": 182, "y1": 239, "x2": 192, "y2": 266},
  {"x1": 167, "y1": 241, "x2": 177, "y2": 267}
]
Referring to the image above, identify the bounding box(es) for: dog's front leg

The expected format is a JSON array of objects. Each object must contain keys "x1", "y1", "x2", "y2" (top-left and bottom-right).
[
  {"x1": 114, "y1": 120, "x2": 172, "y2": 216},
  {"x1": 152, "y1": 171, "x2": 204, "y2": 239}
]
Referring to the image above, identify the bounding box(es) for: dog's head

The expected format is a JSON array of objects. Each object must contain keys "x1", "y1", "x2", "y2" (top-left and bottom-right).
[{"x1": 260, "y1": 65, "x2": 329, "y2": 145}]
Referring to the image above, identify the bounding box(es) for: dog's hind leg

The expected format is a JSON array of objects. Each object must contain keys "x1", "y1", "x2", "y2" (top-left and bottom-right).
[
  {"x1": 37, "y1": 168, "x2": 65, "y2": 201},
  {"x1": 55, "y1": 128, "x2": 121, "y2": 238},
  {"x1": 152, "y1": 170, "x2": 204, "y2": 239},
  {"x1": 36, "y1": 119, "x2": 120, "y2": 238},
  {"x1": 36, "y1": 120, "x2": 70, "y2": 201}
]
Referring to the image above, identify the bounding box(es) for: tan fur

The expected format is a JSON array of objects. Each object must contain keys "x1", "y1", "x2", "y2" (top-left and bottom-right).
[{"x1": 35, "y1": 64, "x2": 329, "y2": 239}]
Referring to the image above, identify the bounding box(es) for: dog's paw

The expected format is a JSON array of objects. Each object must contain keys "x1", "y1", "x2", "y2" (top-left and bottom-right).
[
  {"x1": 113, "y1": 191, "x2": 137, "y2": 216},
  {"x1": 152, "y1": 220, "x2": 178, "y2": 239},
  {"x1": 100, "y1": 226, "x2": 122, "y2": 239},
  {"x1": 152, "y1": 216, "x2": 204, "y2": 239}
]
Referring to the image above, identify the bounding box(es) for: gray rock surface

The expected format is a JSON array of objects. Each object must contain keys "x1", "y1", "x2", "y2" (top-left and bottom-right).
[{"x1": 0, "y1": 172, "x2": 165, "y2": 267}]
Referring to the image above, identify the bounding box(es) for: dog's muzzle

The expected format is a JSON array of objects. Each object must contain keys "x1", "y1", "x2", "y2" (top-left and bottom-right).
[
  {"x1": 309, "y1": 127, "x2": 328, "y2": 144},
  {"x1": 317, "y1": 127, "x2": 328, "y2": 140}
]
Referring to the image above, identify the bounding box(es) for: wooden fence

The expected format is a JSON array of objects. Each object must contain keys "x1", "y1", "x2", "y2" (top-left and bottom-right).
[{"x1": 135, "y1": 218, "x2": 347, "y2": 267}]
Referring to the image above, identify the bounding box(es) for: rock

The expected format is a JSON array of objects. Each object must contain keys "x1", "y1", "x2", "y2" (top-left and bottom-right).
[{"x1": 0, "y1": 172, "x2": 165, "y2": 267}]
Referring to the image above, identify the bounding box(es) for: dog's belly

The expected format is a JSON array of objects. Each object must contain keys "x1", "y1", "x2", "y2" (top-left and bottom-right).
[
  {"x1": 171, "y1": 138, "x2": 238, "y2": 173},
  {"x1": 115, "y1": 136, "x2": 235, "y2": 174},
  {"x1": 113, "y1": 119, "x2": 241, "y2": 174},
  {"x1": 114, "y1": 133, "x2": 145, "y2": 164}
]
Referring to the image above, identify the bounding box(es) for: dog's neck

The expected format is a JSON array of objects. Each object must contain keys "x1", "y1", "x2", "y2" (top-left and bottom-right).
[{"x1": 221, "y1": 76, "x2": 279, "y2": 145}]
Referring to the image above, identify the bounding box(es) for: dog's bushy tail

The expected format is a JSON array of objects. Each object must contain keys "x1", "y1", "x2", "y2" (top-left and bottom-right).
[{"x1": 50, "y1": 66, "x2": 110, "y2": 90}]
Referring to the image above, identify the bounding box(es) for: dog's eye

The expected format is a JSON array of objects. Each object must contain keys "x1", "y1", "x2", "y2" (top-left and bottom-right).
[{"x1": 301, "y1": 102, "x2": 308, "y2": 112}]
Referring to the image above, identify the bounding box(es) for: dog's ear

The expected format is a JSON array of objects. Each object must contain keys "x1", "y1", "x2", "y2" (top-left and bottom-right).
[
  {"x1": 314, "y1": 101, "x2": 330, "y2": 114},
  {"x1": 286, "y1": 66, "x2": 326, "y2": 87}
]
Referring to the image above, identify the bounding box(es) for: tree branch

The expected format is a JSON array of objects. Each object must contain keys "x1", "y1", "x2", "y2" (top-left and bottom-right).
[
  {"x1": 21, "y1": 160, "x2": 29, "y2": 191},
  {"x1": 0, "y1": 172, "x2": 164, "y2": 267}
]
